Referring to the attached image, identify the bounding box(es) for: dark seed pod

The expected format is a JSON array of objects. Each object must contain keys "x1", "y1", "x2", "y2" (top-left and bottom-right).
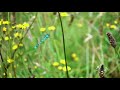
[
  {"x1": 106, "y1": 32, "x2": 116, "y2": 48},
  {"x1": 68, "y1": 14, "x2": 74, "y2": 26},
  {"x1": 99, "y1": 64, "x2": 105, "y2": 78}
]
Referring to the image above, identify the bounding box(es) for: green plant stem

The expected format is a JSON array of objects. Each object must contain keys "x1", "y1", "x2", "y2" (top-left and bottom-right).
[
  {"x1": 0, "y1": 42, "x2": 7, "y2": 78},
  {"x1": 114, "y1": 47, "x2": 120, "y2": 61},
  {"x1": 58, "y1": 12, "x2": 69, "y2": 78}
]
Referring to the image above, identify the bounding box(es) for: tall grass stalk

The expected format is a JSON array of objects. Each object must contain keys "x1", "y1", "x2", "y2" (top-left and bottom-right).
[{"x1": 58, "y1": 12, "x2": 69, "y2": 78}]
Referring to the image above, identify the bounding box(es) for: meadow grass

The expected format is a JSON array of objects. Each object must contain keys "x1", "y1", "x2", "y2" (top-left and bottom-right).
[{"x1": 0, "y1": 12, "x2": 120, "y2": 78}]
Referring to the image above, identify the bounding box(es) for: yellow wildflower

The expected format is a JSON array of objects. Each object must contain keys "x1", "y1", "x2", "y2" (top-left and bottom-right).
[
  {"x1": 34, "y1": 66, "x2": 38, "y2": 69},
  {"x1": 16, "y1": 24, "x2": 23, "y2": 29},
  {"x1": 2, "y1": 21, "x2": 10, "y2": 25},
  {"x1": 7, "y1": 58, "x2": 14, "y2": 63},
  {"x1": 40, "y1": 28, "x2": 46, "y2": 32},
  {"x1": 21, "y1": 25, "x2": 26, "y2": 30},
  {"x1": 110, "y1": 25, "x2": 117, "y2": 29},
  {"x1": 114, "y1": 20, "x2": 118, "y2": 24},
  {"x1": 12, "y1": 26, "x2": 16, "y2": 29},
  {"x1": 0, "y1": 21, "x2": 2, "y2": 25},
  {"x1": 74, "y1": 57, "x2": 79, "y2": 61},
  {"x1": 58, "y1": 66, "x2": 63, "y2": 70},
  {"x1": 3, "y1": 27, "x2": 7, "y2": 32},
  {"x1": 63, "y1": 66, "x2": 71, "y2": 72},
  {"x1": 14, "y1": 32, "x2": 19, "y2": 38},
  {"x1": 12, "y1": 45, "x2": 18, "y2": 50},
  {"x1": 23, "y1": 22, "x2": 29, "y2": 27},
  {"x1": 106, "y1": 23, "x2": 110, "y2": 27},
  {"x1": 60, "y1": 59, "x2": 66, "y2": 65},
  {"x1": 0, "y1": 65, "x2": 1, "y2": 68},
  {"x1": 5, "y1": 36, "x2": 9, "y2": 41},
  {"x1": 52, "y1": 62, "x2": 59, "y2": 67},
  {"x1": 18, "y1": 33, "x2": 22, "y2": 38},
  {"x1": 71, "y1": 53, "x2": 77, "y2": 58},
  {"x1": 48, "y1": 26, "x2": 56, "y2": 31},
  {"x1": 60, "y1": 12, "x2": 69, "y2": 17}
]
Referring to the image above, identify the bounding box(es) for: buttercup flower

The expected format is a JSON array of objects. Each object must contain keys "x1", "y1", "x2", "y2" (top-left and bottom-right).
[
  {"x1": 110, "y1": 25, "x2": 117, "y2": 29},
  {"x1": 3, "y1": 27, "x2": 7, "y2": 32},
  {"x1": 58, "y1": 66, "x2": 63, "y2": 70},
  {"x1": 34, "y1": 66, "x2": 38, "y2": 69},
  {"x1": 60, "y1": 59, "x2": 66, "y2": 65},
  {"x1": 106, "y1": 23, "x2": 110, "y2": 27},
  {"x1": 52, "y1": 62, "x2": 59, "y2": 67},
  {"x1": 23, "y1": 22, "x2": 29, "y2": 27},
  {"x1": 14, "y1": 32, "x2": 19, "y2": 38},
  {"x1": 12, "y1": 26, "x2": 16, "y2": 29},
  {"x1": 40, "y1": 28, "x2": 46, "y2": 32},
  {"x1": 0, "y1": 21, "x2": 2, "y2": 25},
  {"x1": 5, "y1": 36, "x2": 9, "y2": 41},
  {"x1": 48, "y1": 26, "x2": 56, "y2": 31},
  {"x1": 16, "y1": 24, "x2": 23, "y2": 29},
  {"x1": 62, "y1": 66, "x2": 71, "y2": 72},
  {"x1": 7, "y1": 58, "x2": 14, "y2": 63},
  {"x1": 74, "y1": 57, "x2": 79, "y2": 61},
  {"x1": 71, "y1": 53, "x2": 77, "y2": 58},
  {"x1": 12, "y1": 45, "x2": 18, "y2": 50},
  {"x1": 3, "y1": 21, "x2": 10, "y2": 25},
  {"x1": 60, "y1": 12, "x2": 69, "y2": 17}
]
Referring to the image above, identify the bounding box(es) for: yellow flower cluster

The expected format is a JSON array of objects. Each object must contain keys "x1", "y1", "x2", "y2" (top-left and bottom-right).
[
  {"x1": 7, "y1": 58, "x2": 14, "y2": 63},
  {"x1": 2, "y1": 27, "x2": 7, "y2": 32},
  {"x1": 60, "y1": 12, "x2": 69, "y2": 17},
  {"x1": 40, "y1": 26, "x2": 56, "y2": 32},
  {"x1": 14, "y1": 32, "x2": 22, "y2": 38},
  {"x1": 0, "y1": 19, "x2": 10, "y2": 25},
  {"x1": 52, "y1": 59, "x2": 71, "y2": 72},
  {"x1": 16, "y1": 22, "x2": 29, "y2": 30},
  {"x1": 106, "y1": 20, "x2": 119, "y2": 30},
  {"x1": 71, "y1": 53, "x2": 79, "y2": 61}
]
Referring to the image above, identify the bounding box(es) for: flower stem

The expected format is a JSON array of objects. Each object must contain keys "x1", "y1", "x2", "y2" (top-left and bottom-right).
[{"x1": 58, "y1": 12, "x2": 69, "y2": 78}]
